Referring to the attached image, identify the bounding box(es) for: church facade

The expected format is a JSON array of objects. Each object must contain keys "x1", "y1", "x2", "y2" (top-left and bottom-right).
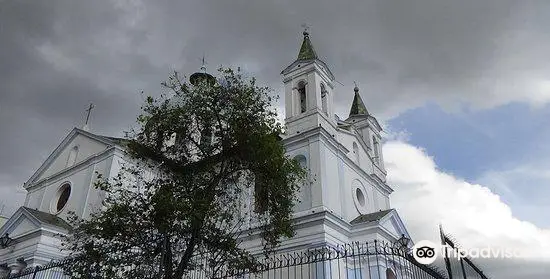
[{"x1": 0, "y1": 30, "x2": 411, "y2": 276}]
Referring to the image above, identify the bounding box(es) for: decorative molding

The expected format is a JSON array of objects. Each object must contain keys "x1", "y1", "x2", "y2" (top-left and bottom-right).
[
  {"x1": 24, "y1": 128, "x2": 124, "y2": 188},
  {"x1": 25, "y1": 147, "x2": 117, "y2": 192}
]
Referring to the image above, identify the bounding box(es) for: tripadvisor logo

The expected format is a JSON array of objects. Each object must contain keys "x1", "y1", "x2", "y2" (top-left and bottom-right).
[
  {"x1": 412, "y1": 240, "x2": 523, "y2": 265},
  {"x1": 412, "y1": 240, "x2": 438, "y2": 264}
]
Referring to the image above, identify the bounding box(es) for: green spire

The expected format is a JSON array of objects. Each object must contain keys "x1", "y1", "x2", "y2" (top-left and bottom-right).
[
  {"x1": 297, "y1": 30, "x2": 318, "y2": 60},
  {"x1": 349, "y1": 86, "x2": 369, "y2": 116}
]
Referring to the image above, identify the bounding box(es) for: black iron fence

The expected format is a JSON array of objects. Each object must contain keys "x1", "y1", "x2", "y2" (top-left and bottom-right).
[
  {"x1": 1, "y1": 241, "x2": 448, "y2": 279},
  {"x1": 439, "y1": 227, "x2": 489, "y2": 279},
  {"x1": 0, "y1": 258, "x2": 71, "y2": 279},
  {"x1": 208, "y1": 241, "x2": 447, "y2": 279}
]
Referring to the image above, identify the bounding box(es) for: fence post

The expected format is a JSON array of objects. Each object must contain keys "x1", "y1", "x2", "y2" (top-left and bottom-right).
[
  {"x1": 30, "y1": 266, "x2": 39, "y2": 279},
  {"x1": 459, "y1": 258, "x2": 467, "y2": 279}
]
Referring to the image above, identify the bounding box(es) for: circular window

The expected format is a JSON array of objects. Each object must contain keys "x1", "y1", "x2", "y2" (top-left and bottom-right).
[
  {"x1": 356, "y1": 188, "x2": 366, "y2": 207},
  {"x1": 352, "y1": 180, "x2": 369, "y2": 214},
  {"x1": 52, "y1": 183, "x2": 71, "y2": 214}
]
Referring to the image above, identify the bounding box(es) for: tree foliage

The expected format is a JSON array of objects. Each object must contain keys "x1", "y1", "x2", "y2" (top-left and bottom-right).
[{"x1": 63, "y1": 68, "x2": 305, "y2": 279}]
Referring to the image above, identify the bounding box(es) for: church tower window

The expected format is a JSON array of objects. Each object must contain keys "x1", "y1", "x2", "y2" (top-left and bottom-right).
[
  {"x1": 294, "y1": 154, "x2": 307, "y2": 168},
  {"x1": 297, "y1": 81, "x2": 307, "y2": 113}
]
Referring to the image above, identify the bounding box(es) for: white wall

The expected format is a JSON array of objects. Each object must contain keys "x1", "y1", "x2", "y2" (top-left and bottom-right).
[
  {"x1": 20, "y1": 131, "x2": 133, "y2": 222},
  {"x1": 37, "y1": 134, "x2": 110, "y2": 181}
]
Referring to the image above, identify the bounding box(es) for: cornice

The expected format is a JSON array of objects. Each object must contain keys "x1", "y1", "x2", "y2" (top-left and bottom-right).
[{"x1": 25, "y1": 147, "x2": 118, "y2": 191}]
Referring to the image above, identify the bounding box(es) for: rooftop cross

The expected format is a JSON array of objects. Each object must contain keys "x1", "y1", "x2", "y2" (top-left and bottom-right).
[
  {"x1": 85, "y1": 103, "x2": 94, "y2": 126},
  {"x1": 301, "y1": 23, "x2": 310, "y2": 36},
  {"x1": 83, "y1": 103, "x2": 94, "y2": 131},
  {"x1": 297, "y1": 24, "x2": 317, "y2": 60},
  {"x1": 200, "y1": 55, "x2": 207, "y2": 73}
]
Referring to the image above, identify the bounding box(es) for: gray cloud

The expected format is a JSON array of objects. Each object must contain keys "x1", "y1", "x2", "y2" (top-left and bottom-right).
[{"x1": 1, "y1": 0, "x2": 550, "y2": 276}]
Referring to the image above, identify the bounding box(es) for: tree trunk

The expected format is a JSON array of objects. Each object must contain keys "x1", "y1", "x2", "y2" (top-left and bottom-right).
[{"x1": 162, "y1": 235, "x2": 173, "y2": 279}]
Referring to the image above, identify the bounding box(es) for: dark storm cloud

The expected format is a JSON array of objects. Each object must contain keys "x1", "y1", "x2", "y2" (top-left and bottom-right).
[{"x1": 1, "y1": 0, "x2": 550, "y2": 276}]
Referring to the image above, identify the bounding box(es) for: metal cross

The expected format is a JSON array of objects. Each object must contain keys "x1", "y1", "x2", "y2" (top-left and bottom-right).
[
  {"x1": 301, "y1": 23, "x2": 310, "y2": 34},
  {"x1": 200, "y1": 55, "x2": 207, "y2": 72},
  {"x1": 85, "y1": 103, "x2": 94, "y2": 126}
]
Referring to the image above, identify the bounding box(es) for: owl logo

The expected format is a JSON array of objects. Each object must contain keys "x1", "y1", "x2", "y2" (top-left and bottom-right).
[
  {"x1": 415, "y1": 246, "x2": 436, "y2": 258},
  {"x1": 413, "y1": 240, "x2": 439, "y2": 264}
]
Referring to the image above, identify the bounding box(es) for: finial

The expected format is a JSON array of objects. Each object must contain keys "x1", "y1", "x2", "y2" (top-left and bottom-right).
[
  {"x1": 297, "y1": 23, "x2": 318, "y2": 60},
  {"x1": 353, "y1": 81, "x2": 359, "y2": 93},
  {"x1": 200, "y1": 55, "x2": 207, "y2": 73},
  {"x1": 190, "y1": 55, "x2": 216, "y2": 86},
  {"x1": 301, "y1": 23, "x2": 310, "y2": 37},
  {"x1": 83, "y1": 103, "x2": 94, "y2": 131}
]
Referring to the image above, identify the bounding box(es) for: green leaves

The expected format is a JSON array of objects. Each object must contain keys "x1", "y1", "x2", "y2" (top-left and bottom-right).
[{"x1": 64, "y1": 67, "x2": 305, "y2": 279}]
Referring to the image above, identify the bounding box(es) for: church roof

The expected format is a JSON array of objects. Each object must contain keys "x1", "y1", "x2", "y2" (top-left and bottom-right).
[
  {"x1": 24, "y1": 128, "x2": 127, "y2": 188},
  {"x1": 350, "y1": 209, "x2": 393, "y2": 224},
  {"x1": 98, "y1": 135, "x2": 129, "y2": 146},
  {"x1": 349, "y1": 87, "x2": 369, "y2": 117},
  {"x1": 297, "y1": 30, "x2": 318, "y2": 60},
  {"x1": 280, "y1": 30, "x2": 335, "y2": 80},
  {"x1": 21, "y1": 207, "x2": 73, "y2": 231}
]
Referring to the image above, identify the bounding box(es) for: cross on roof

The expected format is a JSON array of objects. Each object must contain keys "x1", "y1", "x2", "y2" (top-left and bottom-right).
[
  {"x1": 200, "y1": 55, "x2": 207, "y2": 72},
  {"x1": 301, "y1": 23, "x2": 310, "y2": 35},
  {"x1": 85, "y1": 103, "x2": 94, "y2": 126}
]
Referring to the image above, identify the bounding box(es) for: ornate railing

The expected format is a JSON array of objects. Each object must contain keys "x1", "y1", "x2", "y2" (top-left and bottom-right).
[{"x1": 2, "y1": 241, "x2": 447, "y2": 279}]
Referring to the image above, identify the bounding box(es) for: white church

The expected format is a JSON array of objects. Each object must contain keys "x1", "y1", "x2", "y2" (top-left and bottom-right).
[{"x1": 0, "y1": 30, "x2": 413, "y2": 276}]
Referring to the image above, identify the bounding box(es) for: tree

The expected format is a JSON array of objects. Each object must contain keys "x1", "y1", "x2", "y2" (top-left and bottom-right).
[{"x1": 63, "y1": 68, "x2": 306, "y2": 279}]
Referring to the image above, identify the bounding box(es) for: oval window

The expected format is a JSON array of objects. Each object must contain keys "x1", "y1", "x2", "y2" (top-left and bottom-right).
[
  {"x1": 54, "y1": 183, "x2": 71, "y2": 213},
  {"x1": 352, "y1": 180, "x2": 369, "y2": 214},
  {"x1": 356, "y1": 188, "x2": 366, "y2": 207}
]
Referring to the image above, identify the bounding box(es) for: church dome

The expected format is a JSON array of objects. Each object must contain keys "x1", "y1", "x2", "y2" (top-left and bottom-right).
[
  {"x1": 189, "y1": 58, "x2": 216, "y2": 86},
  {"x1": 189, "y1": 72, "x2": 216, "y2": 86}
]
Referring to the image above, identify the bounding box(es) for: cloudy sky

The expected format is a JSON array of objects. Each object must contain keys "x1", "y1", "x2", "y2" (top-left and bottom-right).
[{"x1": 1, "y1": 0, "x2": 549, "y2": 277}]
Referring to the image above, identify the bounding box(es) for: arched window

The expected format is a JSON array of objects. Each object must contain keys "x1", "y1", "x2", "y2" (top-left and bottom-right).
[
  {"x1": 66, "y1": 146, "x2": 79, "y2": 167},
  {"x1": 352, "y1": 142, "x2": 360, "y2": 166},
  {"x1": 373, "y1": 136, "x2": 380, "y2": 164},
  {"x1": 320, "y1": 83, "x2": 328, "y2": 114},
  {"x1": 294, "y1": 154, "x2": 307, "y2": 169},
  {"x1": 297, "y1": 81, "x2": 307, "y2": 113}
]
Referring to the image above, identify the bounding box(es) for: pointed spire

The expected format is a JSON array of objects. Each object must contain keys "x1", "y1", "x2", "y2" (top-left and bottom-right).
[
  {"x1": 297, "y1": 26, "x2": 318, "y2": 60},
  {"x1": 349, "y1": 84, "x2": 369, "y2": 116}
]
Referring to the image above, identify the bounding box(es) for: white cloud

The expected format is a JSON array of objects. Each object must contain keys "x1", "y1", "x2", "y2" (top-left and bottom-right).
[{"x1": 383, "y1": 141, "x2": 550, "y2": 271}]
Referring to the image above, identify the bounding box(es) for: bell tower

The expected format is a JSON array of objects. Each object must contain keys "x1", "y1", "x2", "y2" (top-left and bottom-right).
[{"x1": 281, "y1": 29, "x2": 337, "y2": 135}]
